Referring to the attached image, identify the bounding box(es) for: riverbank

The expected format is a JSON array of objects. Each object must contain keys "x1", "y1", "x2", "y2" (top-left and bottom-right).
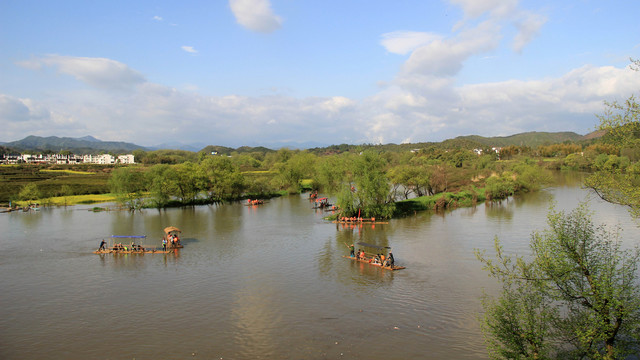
[
  {"x1": 9, "y1": 190, "x2": 290, "y2": 208},
  {"x1": 393, "y1": 187, "x2": 487, "y2": 217}
]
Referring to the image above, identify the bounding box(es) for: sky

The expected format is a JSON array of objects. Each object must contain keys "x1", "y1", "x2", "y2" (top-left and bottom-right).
[{"x1": 1, "y1": 0, "x2": 639, "y2": 149}]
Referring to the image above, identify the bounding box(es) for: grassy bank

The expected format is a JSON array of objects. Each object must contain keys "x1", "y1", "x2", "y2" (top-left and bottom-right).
[
  {"x1": 13, "y1": 193, "x2": 117, "y2": 207},
  {"x1": 393, "y1": 187, "x2": 487, "y2": 217}
]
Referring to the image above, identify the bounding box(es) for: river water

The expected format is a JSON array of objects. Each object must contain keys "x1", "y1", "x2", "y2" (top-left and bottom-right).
[{"x1": 1, "y1": 173, "x2": 639, "y2": 359}]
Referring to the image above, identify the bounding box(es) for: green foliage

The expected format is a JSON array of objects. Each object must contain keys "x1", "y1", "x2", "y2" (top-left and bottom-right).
[
  {"x1": 198, "y1": 156, "x2": 246, "y2": 201},
  {"x1": 337, "y1": 150, "x2": 395, "y2": 219},
  {"x1": 108, "y1": 167, "x2": 147, "y2": 210},
  {"x1": 314, "y1": 154, "x2": 348, "y2": 193},
  {"x1": 586, "y1": 66, "x2": 640, "y2": 218},
  {"x1": 477, "y1": 204, "x2": 640, "y2": 359},
  {"x1": 18, "y1": 183, "x2": 41, "y2": 201},
  {"x1": 173, "y1": 162, "x2": 201, "y2": 203},
  {"x1": 563, "y1": 153, "x2": 590, "y2": 170},
  {"x1": 484, "y1": 173, "x2": 516, "y2": 201},
  {"x1": 512, "y1": 163, "x2": 552, "y2": 192},
  {"x1": 145, "y1": 164, "x2": 177, "y2": 208},
  {"x1": 272, "y1": 151, "x2": 317, "y2": 193}
]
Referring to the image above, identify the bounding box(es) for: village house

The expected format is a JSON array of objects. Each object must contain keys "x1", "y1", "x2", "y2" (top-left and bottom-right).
[{"x1": 0, "y1": 153, "x2": 135, "y2": 165}]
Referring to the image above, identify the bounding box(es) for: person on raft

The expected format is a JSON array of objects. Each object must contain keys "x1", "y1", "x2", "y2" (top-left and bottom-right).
[
  {"x1": 387, "y1": 252, "x2": 395, "y2": 267},
  {"x1": 98, "y1": 240, "x2": 106, "y2": 251}
]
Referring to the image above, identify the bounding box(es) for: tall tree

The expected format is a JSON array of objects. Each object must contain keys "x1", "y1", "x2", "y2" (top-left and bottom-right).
[
  {"x1": 173, "y1": 162, "x2": 202, "y2": 203},
  {"x1": 146, "y1": 164, "x2": 178, "y2": 208},
  {"x1": 19, "y1": 183, "x2": 42, "y2": 202},
  {"x1": 109, "y1": 167, "x2": 146, "y2": 210},
  {"x1": 314, "y1": 154, "x2": 348, "y2": 193},
  {"x1": 337, "y1": 150, "x2": 395, "y2": 219},
  {"x1": 198, "y1": 156, "x2": 245, "y2": 201}
]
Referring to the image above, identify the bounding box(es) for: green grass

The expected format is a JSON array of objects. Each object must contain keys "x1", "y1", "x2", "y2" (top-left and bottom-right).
[
  {"x1": 393, "y1": 187, "x2": 486, "y2": 217},
  {"x1": 14, "y1": 193, "x2": 117, "y2": 206},
  {"x1": 40, "y1": 169, "x2": 96, "y2": 175}
]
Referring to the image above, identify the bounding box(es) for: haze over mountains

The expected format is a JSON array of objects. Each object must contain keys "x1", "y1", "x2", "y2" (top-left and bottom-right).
[{"x1": 0, "y1": 131, "x2": 599, "y2": 155}]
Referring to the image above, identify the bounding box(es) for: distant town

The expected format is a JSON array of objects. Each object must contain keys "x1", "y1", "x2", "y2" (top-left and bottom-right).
[{"x1": 0, "y1": 153, "x2": 135, "y2": 165}]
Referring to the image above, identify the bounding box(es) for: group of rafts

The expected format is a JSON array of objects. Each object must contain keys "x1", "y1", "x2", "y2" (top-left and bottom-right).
[{"x1": 93, "y1": 226, "x2": 183, "y2": 254}]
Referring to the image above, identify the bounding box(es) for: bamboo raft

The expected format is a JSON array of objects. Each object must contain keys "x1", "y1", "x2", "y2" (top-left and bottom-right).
[
  {"x1": 333, "y1": 218, "x2": 389, "y2": 225},
  {"x1": 94, "y1": 248, "x2": 171, "y2": 254},
  {"x1": 94, "y1": 235, "x2": 178, "y2": 255},
  {"x1": 342, "y1": 256, "x2": 405, "y2": 270}
]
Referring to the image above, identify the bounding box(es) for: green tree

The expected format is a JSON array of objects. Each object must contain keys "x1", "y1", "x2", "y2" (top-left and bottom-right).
[
  {"x1": 477, "y1": 204, "x2": 640, "y2": 359},
  {"x1": 585, "y1": 59, "x2": 640, "y2": 217},
  {"x1": 337, "y1": 150, "x2": 395, "y2": 219},
  {"x1": 198, "y1": 156, "x2": 246, "y2": 201},
  {"x1": 59, "y1": 184, "x2": 74, "y2": 206},
  {"x1": 314, "y1": 154, "x2": 348, "y2": 194},
  {"x1": 272, "y1": 152, "x2": 317, "y2": 193},
  {"x1": 109, "y1": 167, "x2": 147, "y2": 210},
  {"x1": 146, "y1": 164, "x2": 177, "y2": 208},
  {"x1": 173, "y1": 162, "x2": 202, "y2": 203},
  {"x1": 19, "y1": 183, "x2": 42, "y2": 202}
]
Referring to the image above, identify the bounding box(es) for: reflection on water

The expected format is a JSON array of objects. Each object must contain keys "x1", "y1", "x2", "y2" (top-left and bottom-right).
[{"x1": 1, "y1": 175, "x2": 639, "y2": 359}]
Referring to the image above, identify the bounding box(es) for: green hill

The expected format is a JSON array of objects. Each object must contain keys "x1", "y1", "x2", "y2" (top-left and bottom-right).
[
  {"x1": 454, "y1": 131, "x2": 586, "y2": 148},
  {"x1": 5, "y1": 135, "x2": 146, "y2": 154}
]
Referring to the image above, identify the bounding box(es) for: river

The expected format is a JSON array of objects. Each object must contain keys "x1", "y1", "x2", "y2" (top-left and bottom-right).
[{"x1": 1, "y1": 173, "x2": 639, "y2": 359}]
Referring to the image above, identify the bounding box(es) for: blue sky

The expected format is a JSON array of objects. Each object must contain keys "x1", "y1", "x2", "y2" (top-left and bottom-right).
[{"x1": 1, "y1": 0, "x2": 639, "y2": 148}]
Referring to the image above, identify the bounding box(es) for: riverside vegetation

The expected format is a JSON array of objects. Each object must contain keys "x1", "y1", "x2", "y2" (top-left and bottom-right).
[{"x1": 0, "y1": 132, "x2": 633, "y2": 219}]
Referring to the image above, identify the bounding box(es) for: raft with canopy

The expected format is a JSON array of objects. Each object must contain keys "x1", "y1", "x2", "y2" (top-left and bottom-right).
[{"x1": 163, "y1": 227, "x2": 183, "y2": 249}]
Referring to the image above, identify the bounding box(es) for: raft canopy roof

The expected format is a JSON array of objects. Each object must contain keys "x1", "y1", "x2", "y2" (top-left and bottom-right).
[
  {"x1": 164, "y1": 226, "x2": 181, "y2": 234},
  {"x1": 356, "y1": 242, "x2": 391, "y2": 250}
]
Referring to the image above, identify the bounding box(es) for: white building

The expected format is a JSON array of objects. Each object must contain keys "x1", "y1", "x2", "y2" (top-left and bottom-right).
[
  {"x1": 117, "y1": 154, "x2": 135, "y2": 164},
  {"x1": 83, "y1": 154, "x2": 116, "y2": 164}
]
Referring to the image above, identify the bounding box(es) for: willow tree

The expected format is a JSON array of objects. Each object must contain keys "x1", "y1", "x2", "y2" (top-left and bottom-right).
[
  {"x1": 337, "y1": 150, "x2": 395, "y2": 219},
  {"x1": 19, "y1": 183, "x2": 42, "y2": 202},
  {"x1": 314, "y1": 153, "x2": 349, "y2": 194},
  {"x1": 146, "y1": 164, "x2": 178, "y2": 208},
  {"x1": 477, "y1": 204, "x2": 640, "y2": 359},
  {"x1": 272, "y1": 151, "x2": 317, "y2": 193},
  {"x1": 109, "y1": 167, "x2": 146, "y2": 210},
  {"x1": 198, "y1": 156, "x2": 245, "y2": 201}
]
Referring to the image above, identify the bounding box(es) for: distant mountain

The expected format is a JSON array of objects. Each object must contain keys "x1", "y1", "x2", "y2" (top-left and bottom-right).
[
  {"x1": 199, "y1": 145, "x2": 276, "y2": 156},
  {"x1": 5, "y1": 135, "x2": 147, "y2": 154},
  {"x1": 3, "y1": 131, "x2": 605, "y2": 155},
  {"x1": 453, "y1": 131, "x2": 589, "y2": 148},
  {"x1": 150, "y1": 141, "x2": 210, "y2": 152}
]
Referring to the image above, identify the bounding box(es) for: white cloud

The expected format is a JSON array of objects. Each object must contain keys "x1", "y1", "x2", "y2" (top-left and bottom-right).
[
  {"x1": 17, "y1": 55, "x2": 146, "y2": 91},
  {"x1": 451, "y1": 0, "x2": 518, "y2": 19},
  {"x1": 181, "y1": 46, "x2": 198, "y2": 54},
  {"x1": 400, "y1": 20, "x2": 501, "y2": 78},
  {"x1": 229, "y1": 0, "x2": 282, "y2": 33},
  {"x1": 380, "y1": 31, "x2": 442, "y2": 55},
  {"x1": 512, "y1": 11, "x2": 547, "y2": 53},
  {"x1": 6, "y1": 45, "x2": 640, "y2": 147},
  {"x1": 0, "y1": 95, "x2": 49, "y2": 122},
  {"x1": 153, "y1": 15, "x2": 163, "y2": 21}
]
